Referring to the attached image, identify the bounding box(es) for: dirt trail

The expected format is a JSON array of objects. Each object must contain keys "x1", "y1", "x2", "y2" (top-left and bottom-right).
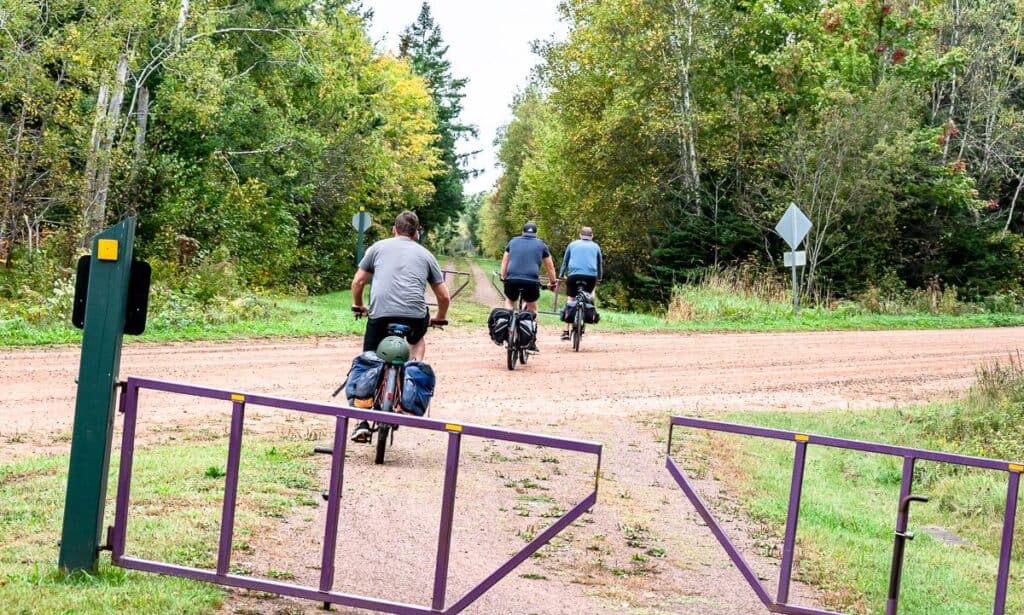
[
  {"x1": 468, "y1": 259, "x2": 504, "y2": 307},
  {"x1": 4, "y1": 325, "x2": 1024, "y2": 613}
]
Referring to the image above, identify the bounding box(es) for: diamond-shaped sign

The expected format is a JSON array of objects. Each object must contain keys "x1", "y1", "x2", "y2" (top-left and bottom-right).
[
  {"x1": 775, "y1": 203, "x2": 812, "y2": 250},
  {"x1": 351, "y1": 211, "x2": 372, "y2": 232}
]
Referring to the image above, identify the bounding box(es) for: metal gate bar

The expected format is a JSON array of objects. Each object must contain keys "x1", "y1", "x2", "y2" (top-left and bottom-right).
[
  {"x1": 428, "y1": 269, "x2": 471, "y2": 307},
  {"x1": 666, "y1": 416, "x2": 1022, "y2": 615},
  {"x1": 110, "y1": 377, "x2": 601, "y2": 615}
]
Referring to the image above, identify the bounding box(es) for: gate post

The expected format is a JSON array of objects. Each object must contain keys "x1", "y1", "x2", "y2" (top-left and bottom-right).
[{"x1": 59, "y1": 217, "x2": 136, "y2": 573}]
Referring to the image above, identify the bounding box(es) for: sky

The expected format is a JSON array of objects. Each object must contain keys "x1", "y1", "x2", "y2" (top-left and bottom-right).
[{"x1": 365, "y1": 1, "x2": 566, "y2": 195}]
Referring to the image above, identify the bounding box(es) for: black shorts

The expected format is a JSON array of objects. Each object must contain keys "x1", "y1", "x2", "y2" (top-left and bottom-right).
[
  {"x1": 503, "y1": 279, "x2": 541, "y2": 303},
  {"x1": 566, "y1": 275, "x2": 597, "y2": 297},
  {"x1": 363, "y1": 314, "x2": 430, "y2": 353}
]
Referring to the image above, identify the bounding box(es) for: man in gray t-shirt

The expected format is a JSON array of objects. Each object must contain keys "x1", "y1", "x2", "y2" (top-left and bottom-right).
[{"x1": 351, "y1": 211, "x2": 450, "y2": 360}]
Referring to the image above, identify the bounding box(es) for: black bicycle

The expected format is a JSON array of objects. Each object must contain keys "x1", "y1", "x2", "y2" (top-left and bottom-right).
[{"x1": 505, "y1": 297, "x2": 531, "y2": 371}]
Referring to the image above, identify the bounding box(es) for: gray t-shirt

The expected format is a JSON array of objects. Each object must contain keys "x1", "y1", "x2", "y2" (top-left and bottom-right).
[{"x1": 359, "y1": 237, "x2": 444, "y2": 319}]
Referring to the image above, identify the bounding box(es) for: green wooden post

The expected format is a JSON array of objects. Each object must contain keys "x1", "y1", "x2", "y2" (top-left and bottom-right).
[{"x1": 59, "y1": 217, "x2": 136, "y2": 573}]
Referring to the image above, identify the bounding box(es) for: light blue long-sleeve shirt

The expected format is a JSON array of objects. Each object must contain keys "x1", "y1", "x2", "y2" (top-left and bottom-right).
[{"x1": 559, "y1": 239, "x2": 603, "y2": 278}]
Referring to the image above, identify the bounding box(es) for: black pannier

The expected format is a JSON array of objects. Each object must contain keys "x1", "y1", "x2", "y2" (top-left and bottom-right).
[
  {"x1": 345, "y1": 351, "x2": 386, "y2": 406},
  {"x1": 516, "y1": 311, "x2": 537, "y2": 347},
  {"x1": 583, "y1": 303, "x2": 600, "y2": 324},
  {"x1": 560, "y1": 302, "x2": 576, "y2": 323},
  {"x1": 488, "y1": 308, "x2": 513, "y2": 345}
]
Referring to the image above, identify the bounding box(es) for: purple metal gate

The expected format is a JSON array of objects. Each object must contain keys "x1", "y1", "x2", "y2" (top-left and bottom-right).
[
  {"x1": 109, "y1": 377, "x2": 601, "y2": 614},
  {"x1": 665, "y1": 416, "x2": 1021, "y2": 615}
]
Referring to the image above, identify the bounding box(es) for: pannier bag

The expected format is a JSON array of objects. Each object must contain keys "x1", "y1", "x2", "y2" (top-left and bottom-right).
[
  {"x1": 401, "y1": 361, "x2": 436, "y2": 417},
  {"x1": 488, "y1": 308, "x2": 513, "y2": 345},
  {"x1": 560, "y1": 301, "x2": 577, "y2": 324},
  {"x1": 345, "y1": 351, "x2": 386, "y2": 408},
  {"x1": 583, "y1": 303, "x2": 601, "y2": 324},
  {"x1": 516, "y1": 311, "x2": 537, "y2": 348}
]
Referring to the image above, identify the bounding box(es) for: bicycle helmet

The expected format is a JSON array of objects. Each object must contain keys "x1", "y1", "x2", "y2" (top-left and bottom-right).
[{"x1": 376, "y1": 335, "x2": 410, "y2": 364}]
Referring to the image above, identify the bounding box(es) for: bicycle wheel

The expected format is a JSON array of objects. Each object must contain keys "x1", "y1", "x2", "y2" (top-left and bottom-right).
[
  {"x1": 374, "y1": 368, "x2": 399, "y2": 465},
  {"x1": 572, "y1": 308, "x2": 582, "y2": 352},
  {"x1": 520, "y1": 348, "x2": 528, "y2": 364},
  {"x1": 507, "y1": 314, "x2": 518, "y2": 370}
]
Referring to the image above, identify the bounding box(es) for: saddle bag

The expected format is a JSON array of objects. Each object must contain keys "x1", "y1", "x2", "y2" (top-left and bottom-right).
[
  {"x1": 583, "y1": 303, "x2": 601, "y2": 324},
  {"x1": 401, "y1": 361, "x2": 435, "y2": 417},
  {"x1": 516, "y1": 311, "x2": 537, "y2": 348},
  {"x1": 344, "y1": 351, "x2": 386, "y2": 408},
  {"x1": 560, "y1": 300, "x2": 577, "y2": 324},
  {"x1": 488, "y1": 308, "x2": 513, "y2": 345}
]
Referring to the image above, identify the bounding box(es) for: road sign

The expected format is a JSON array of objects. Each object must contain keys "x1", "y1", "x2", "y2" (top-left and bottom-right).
[
  {"x1": 775, "y1": 203, "x2": 812, "y2": 250},
  {"x1": 351, "y1": 211, "x2": 372, "y2": 232},
  {"x1": 784, "y1": 251, "x2": 807, "y2": 267}
]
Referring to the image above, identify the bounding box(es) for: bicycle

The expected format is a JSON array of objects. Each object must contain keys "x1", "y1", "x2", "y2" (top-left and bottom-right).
[
  {"x1": 505, "y1": 297, "x2": 531, "y2": 371},
  {"x1": 562, "y1": 279, "x2": 597, "y2": 353},
  {"x1": 319, "y1": 307, "x2": 446, "y2": 465}
]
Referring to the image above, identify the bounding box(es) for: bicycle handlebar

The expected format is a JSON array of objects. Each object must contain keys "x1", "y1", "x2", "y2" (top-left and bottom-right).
[
  {"x1": 430, "y1": 319, "x2": 448, "y2": 329},
  {"x1": 351, "y1": 305, "x2": 369, "y2": 320}
]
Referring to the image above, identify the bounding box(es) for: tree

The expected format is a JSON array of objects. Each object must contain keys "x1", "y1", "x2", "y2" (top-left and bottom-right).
[{"x1": 398, "y1": 2, "x2": 478, "y2": 234}]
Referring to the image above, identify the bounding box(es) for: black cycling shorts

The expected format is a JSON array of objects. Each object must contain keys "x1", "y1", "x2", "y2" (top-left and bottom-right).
[
  {"x1": 566, "y1": 275, "x2": 597, "y2": 297},
  {"x1": 503, "y1": 279, "x2": 541, "y2": 303},
  {"x1": 363, "y1": 314, "x2": 430, "y2": 353}
]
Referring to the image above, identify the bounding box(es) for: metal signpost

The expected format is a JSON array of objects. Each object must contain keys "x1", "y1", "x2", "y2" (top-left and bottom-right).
[
  {"x1": 352, "y1": 208, "x2": 373, "y2": 265},
  {"x1": 59, "y1": 218, "x2": 137, "y2": 573},
  {"x1": 775, "y1": 203, "x2": 812, "y2": 315}
]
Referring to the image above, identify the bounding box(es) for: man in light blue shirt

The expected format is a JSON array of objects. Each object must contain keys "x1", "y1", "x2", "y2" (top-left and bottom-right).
[{"x1": 558, "y1": 226, "x2": 602, "y2": 340}]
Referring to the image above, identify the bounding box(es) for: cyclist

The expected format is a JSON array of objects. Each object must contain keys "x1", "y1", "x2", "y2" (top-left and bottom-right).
[
  {"x1": 350, "y1": 211, "x2": 450, "y2": 442},
  {"x1": 558, "y1": 226, "x2": 603, "y2": 341},
  {"x1": 501, "y1": 221, "x2": 558, "y2": 352}
]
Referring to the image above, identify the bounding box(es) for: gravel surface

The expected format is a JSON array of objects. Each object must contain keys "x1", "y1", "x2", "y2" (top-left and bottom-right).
[{"x1": 4, "y1": 322, "x2": 1022, "y2": 614}]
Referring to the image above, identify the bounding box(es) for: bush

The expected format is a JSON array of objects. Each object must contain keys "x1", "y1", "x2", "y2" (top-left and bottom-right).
[{"x1": 915, "y1": 354, "x2": 1024, "y2": 462}]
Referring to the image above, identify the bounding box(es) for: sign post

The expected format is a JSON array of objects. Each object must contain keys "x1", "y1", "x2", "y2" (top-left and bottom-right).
[
  {"x1": 351, "y1": 208, "x2": 373, "y2": 265},
  {"x1": 774, "y1": 203, "x2": 812, "y2": 316},
  {"x1": 59, "y1": 217, "x2": 136, "y2": 573}
]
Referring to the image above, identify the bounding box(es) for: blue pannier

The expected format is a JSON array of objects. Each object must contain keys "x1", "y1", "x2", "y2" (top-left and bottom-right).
[
  {"x1": 401, "y1": 361, "x2": 436, "y2": 417},
  {"x1": 344, "y1": 351, "x2": 385, "y2": 403}
]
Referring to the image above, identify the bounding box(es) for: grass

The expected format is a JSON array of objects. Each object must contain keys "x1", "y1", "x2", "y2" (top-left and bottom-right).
[
  {"x1": 0, "y1": 438, "x2": 319, "y2": 613},
  {"x1": 6, "y1": 257, "x2": 1024, "y2": 348},
  {"x1": 692, "y1": 404, "x2": 1024, "y2": 614}
]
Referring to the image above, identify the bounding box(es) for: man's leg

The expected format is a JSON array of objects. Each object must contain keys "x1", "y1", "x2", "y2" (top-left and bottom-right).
[{"x1": 409, "y1": 338, "x2": 426, "y2": 361}]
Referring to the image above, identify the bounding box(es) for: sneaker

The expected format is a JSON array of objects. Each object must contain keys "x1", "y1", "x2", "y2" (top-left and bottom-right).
[
  {"x1": 560, "y1": 331, "x2": 570, "y2": 341},
  {"x1": 350, "y1": 420, "x2": 371, "y2": 443},
  {"x1": 527, "y1": 341, "x2": 540, "y2": 354}
]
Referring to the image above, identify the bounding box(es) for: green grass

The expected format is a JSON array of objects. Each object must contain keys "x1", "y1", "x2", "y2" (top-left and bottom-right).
[
  {"x1": 6, "y1": 259, "x2": 1024, "y2": 348},
  {"x1": 697, "y1": 407, "x2": 1024, "y2": 614},
  {"x1": 0, "y1": 439, "x2": 319, "y2": 613}
]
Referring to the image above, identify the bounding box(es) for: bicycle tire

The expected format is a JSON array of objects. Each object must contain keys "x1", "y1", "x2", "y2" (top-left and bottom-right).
[
  {"x1": 374, "y1": 368, "x2": 399, "y2": 465},
  {"x1": 520, "y1": 348, "x2": 528, "y2": 364},
  {"x1": 507, "y1": 313, "x2": 518, "y2": 370},
  {"x1": 572, "y1": 307, "x2": 582, "y2": 352}
]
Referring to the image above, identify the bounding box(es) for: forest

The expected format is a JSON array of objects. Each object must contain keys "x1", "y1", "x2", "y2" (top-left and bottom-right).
[
  {"x1": 482, "y1": 0, "x2": 1024, "y2": 309},
  {"x1": 3, "y1": 0, "x2": 1024, "y2": 319}
]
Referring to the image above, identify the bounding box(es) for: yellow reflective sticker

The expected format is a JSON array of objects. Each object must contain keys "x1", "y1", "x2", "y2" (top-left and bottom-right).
[
  {"x1": 795, "y1": 434, "x2": 810, "y2": 442},
  {"x1": 445, "y1": 424, "x2": 463, "y2": 433},
  {"x1": 1010, "y1": 463, "x2": 1024, "y2": 473},
  {"x1": 97, "y1": 239, "x2": 119, "y2": 261},
  {"x1": 230, "y1": 394, "x2": 245, "y2": 403}
]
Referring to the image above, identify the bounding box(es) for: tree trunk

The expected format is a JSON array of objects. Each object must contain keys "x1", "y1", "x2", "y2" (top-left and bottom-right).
[
  {"x1": 85, "y1": 55, "x2": 129, "y2": 239},
  {"x1": 1003, "y1": 175, "x2": 1023, "y2": 236}
]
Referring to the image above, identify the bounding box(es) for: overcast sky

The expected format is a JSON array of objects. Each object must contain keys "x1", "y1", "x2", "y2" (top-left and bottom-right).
[{"x1": 365, "y1": 1, "x2": 566, "y2": 195}]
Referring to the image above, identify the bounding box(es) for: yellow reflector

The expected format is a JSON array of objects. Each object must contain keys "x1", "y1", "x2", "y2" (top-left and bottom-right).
[
  {"x1": 353, "y1": 398, "x2": 374, "y2": 409},
  {"x1": 1010, "y1": 463, "x2": 1024, "y2": 473},
  {"x1": 96, "y1": 239, "x2": 119, "y2": 261},
  {"x1": 445, "y1": 424, "x2": 463, "y2": 433},
  {"x1": 230, "y1": 394, "x2": 245, "y2": 403},
  {"x1": 795, "y1": 434, "x2": 810, "y2": 442}
]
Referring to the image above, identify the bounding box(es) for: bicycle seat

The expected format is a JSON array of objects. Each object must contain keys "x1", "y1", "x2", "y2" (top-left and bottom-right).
[{"x1": 386, "y1": 324, "x2": 412, "y2": 337}]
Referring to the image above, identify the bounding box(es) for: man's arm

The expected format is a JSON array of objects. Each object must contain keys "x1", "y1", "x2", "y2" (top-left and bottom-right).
[
  {"x1": 351, "y1": 269, "x2": 372, "y2": 310},
  {"x1": 559, "y1": 245, "x2": 571, "y2": 278},
  {"x1": 597, "y1": 247, "x2": 603, "y2": 281},
  {"x1": 430, "y1": 282, "x2": 451, "y2": 321},
  {"x1": 543, "y1": 255, "x2": 558, "y2": 289},
  {"x1": 501, "y1": 251, "x2": 510, "y2": 280}
]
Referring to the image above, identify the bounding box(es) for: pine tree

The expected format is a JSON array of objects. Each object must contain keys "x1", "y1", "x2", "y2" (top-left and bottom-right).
[{"x1": 399, "y1": 2, "x2": 478, "y2": 233}]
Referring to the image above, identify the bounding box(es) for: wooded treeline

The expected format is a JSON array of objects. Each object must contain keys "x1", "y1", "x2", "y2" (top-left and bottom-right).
[
  {"x1": 482, "y1": 0, "x2": 1024, "y2": 308},
  {"x1": 1, "y1": 0, "x2": 468, "y2": 292}
]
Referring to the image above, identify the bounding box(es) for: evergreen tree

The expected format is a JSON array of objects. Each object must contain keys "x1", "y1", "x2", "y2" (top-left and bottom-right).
[{"x1": 399, "y1": 2, "x2": 478, "y2": 233}]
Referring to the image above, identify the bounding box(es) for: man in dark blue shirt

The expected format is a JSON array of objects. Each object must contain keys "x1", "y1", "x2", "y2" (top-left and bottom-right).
[{"x1": 501, "y1": 222, "x2": 558, "y2": 351}]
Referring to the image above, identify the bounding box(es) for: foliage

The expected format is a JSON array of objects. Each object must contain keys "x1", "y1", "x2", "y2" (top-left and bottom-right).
[{"x1": 484, "y1": 0, "x2": 1024, "y2": 309}]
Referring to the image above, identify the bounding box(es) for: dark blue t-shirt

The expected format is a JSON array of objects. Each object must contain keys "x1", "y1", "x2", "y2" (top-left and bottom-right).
[{"x1": 505, "y1": 235, "x2": 551, "y2": 282}]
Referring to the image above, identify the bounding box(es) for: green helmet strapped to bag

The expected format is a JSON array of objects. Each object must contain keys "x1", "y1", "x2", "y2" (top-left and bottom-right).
[{"x1": 376, "y1": 335, "x2": 410, "y2": 364}]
